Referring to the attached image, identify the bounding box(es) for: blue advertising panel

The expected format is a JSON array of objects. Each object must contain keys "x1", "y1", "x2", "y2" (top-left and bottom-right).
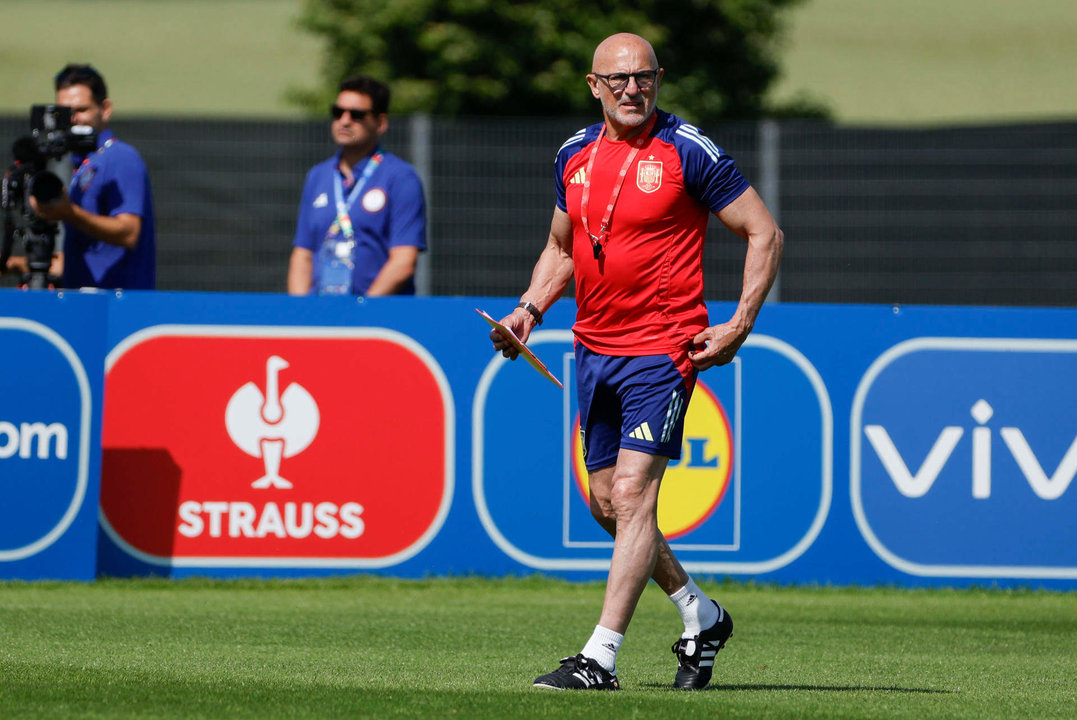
[
  {"x1": 473, "y1": 332, "x2": 832, "y2": 577},
  {"x1": 0, "y1": 291, "x2": 106, "y2": 580},
  {"x1": 94, "y1": 292, "x2": 470, "y2": 579},
  {"x1": 0, "y1": 290, "x2": 1073, "y2": 588},
  {"x1": 852, "y1": 338, "x2": 1077, "y2": 579}
]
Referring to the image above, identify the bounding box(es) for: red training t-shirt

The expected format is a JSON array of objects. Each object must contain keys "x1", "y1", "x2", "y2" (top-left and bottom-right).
[{"x1": 554, "y1": 109, "x2": 749, "y2": 355}]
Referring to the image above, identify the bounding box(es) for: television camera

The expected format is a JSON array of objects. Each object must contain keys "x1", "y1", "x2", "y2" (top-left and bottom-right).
[{"x1": 2, "y1": 104, "x2": 96, "y2": 289}]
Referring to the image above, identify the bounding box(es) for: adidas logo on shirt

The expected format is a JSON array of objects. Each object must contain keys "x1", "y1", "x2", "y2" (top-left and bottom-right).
[
  {"x1": 628, "y1": 422, "x2": 654, "y2": 441},
  {"x1": 568, "y1": 168, "x2": 587, "y2": 185}
]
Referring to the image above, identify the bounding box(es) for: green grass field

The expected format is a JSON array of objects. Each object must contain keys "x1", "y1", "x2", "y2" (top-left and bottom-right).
[
  {"x1": 770, "y1": 0, "x2": 1077, "y2": 125},
  {"x1": 0, "y1": 0, "x2": 322, "y2": 117},
  {"x1": 1, "y1": 0, "x2": 1075, "y2": 124},
  {"x1": 2, "y1": 576, "x2": 1074, "y2": 719}
]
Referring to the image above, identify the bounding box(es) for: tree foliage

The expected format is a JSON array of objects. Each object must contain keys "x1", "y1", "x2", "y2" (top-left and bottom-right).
[{"x1": 292, "y1": 0, "x2": 827, "y2": 121}]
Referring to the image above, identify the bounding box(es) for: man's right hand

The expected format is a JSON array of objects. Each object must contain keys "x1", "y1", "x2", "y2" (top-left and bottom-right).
[{"x1": 490, "y1": 309, "x2": 533, "y2": 360}]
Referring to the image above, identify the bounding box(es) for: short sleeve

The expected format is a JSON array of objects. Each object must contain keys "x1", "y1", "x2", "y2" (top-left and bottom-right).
[
  {"x1": 293, "y1": 168, "x2": 320, "y2": 250},
  {"x1": 676, "y1": 124, "x2": 750, "y2": 213},
  {"x1": 387, "y1": 165, "x2": 427, "y2": 250},
  {"x1": 104, "y1": 146, "x2": 149, "y2": 218}
]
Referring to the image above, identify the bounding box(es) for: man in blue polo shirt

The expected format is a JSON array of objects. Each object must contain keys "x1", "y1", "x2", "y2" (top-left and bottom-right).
[
  {"x1": 288, "y1": 75, "x2": 427, "y2": 296},
  {"x1": 30, "y1": 64, "x2": 156, "y2": 290}
]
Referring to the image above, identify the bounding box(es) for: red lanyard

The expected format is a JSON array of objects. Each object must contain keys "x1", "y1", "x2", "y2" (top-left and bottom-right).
[{"x1": 579, "y1": 114, "x2": 657, "y2": 259}]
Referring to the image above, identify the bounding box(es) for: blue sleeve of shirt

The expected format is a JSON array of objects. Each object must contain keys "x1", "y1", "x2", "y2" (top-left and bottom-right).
[
  {"x1": 387, "y1": 165, "x2": 426, "y2": 250},
  {"x1": 676, "y1": 124, "x2": 750, "y2": 213},
  {"x1": 554, "y1": 152, "x2": 568, "y2": 212},
  {"x1": 554, "y1": 126, "x2": 592, "y2": 212},
  {"x1": 103, "y1": 145, "x2": 149, "y2": 218},
  {"x1": 293, "y1": 167, "x2": 320, "y2": 251}
]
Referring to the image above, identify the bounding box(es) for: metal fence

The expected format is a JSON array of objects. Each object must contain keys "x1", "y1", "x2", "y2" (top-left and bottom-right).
[{"x1": 3, "y1": 114, "x2": 1075, "y2": 306}]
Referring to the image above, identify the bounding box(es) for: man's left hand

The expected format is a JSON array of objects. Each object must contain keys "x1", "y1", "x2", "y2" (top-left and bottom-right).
[
  {"x1": 688, "y1": 321, "x2": 750, "y2": 370},
  {"x1": 29, "y1": 193, "x2": 74, "y2": 223}
]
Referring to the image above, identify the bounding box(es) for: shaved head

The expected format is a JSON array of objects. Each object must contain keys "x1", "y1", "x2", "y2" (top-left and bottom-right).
[
  {"x1": 592, "y1": 33, "x2": 659, "y2": 74},
  {"x1": 587, "y1": 33, "x2": 663, "y2": 140}
]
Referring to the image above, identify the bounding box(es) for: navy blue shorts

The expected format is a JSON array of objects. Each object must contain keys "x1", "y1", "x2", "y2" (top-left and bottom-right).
[{"x1": 575, "y1": 343, "x2": 697, "y2": 471}]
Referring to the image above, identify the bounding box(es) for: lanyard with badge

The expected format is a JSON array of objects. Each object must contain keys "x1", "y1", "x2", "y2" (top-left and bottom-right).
[
  {"x1": 317, "y1": 152, "x2": 382, "y2": 295},
  {"x1": 579, "y1": 114, "x2": 656, "y2": 259}
]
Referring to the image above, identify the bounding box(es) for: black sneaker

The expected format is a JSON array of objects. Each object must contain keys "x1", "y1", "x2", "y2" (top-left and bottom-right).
[
  {"x1": 533, "y1": 654, "x2": 621, "y2": 690},
  {"x1": 671, "y1": 602, "x2": 733, "y2": 690}
]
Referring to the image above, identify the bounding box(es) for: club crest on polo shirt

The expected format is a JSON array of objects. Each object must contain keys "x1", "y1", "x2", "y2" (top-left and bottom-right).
[
  {"x1": 313, "y1": 193, "x2": 329, "y2": 208},
  {"x1": 78, "y1": 167, "x2": 95, "y2": 190},
  {"x1": 362, "y1": 188, "x2": 387, "y2": 213},
  {"x1": 637, "y1": 158, "x2": 662, "y2": 193}
]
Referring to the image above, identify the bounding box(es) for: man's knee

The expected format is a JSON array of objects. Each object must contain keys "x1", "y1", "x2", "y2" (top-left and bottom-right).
[
  {"x1": 607, "y1": 475, "x2": 656, "y2": 521},
  {"x1": 590, "y1": 489, "x2": 611, "y2": 514},
  {"x1": 589, "y1": 495, "x2": 616, "y2": 534}
]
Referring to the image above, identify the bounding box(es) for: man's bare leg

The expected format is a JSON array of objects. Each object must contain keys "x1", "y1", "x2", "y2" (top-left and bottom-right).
[
  {"x1": 587, "y1": 449, "x2": 722, "y2": 636},
  {"x1": 589, "y1": 449, "x2": 671, "y2": 633},
  {"x1": 588, "y1": 453, "x2": 688, "y2": 600}
]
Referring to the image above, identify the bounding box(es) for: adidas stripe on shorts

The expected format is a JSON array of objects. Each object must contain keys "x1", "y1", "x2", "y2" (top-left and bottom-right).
[{"x1": 575, "y1": 343, "x2": 697, "y2": 471}]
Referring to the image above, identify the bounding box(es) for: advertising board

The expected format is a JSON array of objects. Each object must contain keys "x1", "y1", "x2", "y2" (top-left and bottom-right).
[{"x1": 1, "y1": 290, "x2": 1072, "y2": 587}]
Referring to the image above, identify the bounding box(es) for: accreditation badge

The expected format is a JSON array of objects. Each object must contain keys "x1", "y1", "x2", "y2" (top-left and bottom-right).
[{"x1": 636, "y1": 160, "x2": 662, "y2": 193}]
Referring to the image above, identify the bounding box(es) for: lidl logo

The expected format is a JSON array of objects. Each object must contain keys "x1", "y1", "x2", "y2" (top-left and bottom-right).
[
  {"x1": 475, "y1": 331, "x2": 831, "y2": 576},
  {"x1": 101, "y1": 326, "x2": 453, "y2": 569},
  {"x1": 571, "y1": 380, "x2": 733, "y2": 539}
]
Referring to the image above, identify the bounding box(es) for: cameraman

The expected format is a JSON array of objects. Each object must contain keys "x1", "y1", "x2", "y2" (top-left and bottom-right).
[{"x1": 27, "y1": 64, "x2": 156, "y2": 289}]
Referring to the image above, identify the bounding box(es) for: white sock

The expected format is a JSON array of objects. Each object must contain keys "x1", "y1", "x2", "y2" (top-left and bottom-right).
[
  {"x1": 669, "y1": 577, "x2": 721, "y2": 638},
  {"x1": 580, "y1": 624, "x2": 623, "y2": 674}
]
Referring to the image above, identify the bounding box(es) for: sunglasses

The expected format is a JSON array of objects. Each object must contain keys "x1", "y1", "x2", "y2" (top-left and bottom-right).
[{"x1": 330, "y1": 104, "x2": 373, "y2": 121}]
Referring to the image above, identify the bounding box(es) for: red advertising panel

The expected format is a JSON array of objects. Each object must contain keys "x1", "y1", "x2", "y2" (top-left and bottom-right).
[{"x1": 101, "y1": 326, "x2": 453, "y2": 568}]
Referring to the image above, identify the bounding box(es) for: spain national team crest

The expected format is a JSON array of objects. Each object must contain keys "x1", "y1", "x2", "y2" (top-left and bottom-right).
[{"x1": 636, "y1": 159, "x2": 663, "y2": 193}]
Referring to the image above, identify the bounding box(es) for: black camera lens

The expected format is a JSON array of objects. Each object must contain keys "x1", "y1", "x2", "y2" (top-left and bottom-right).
[
  {"x1": 28, "y1": 171, "x2": 64, "y2": 204},
  {"x1": 12, "y1": 136, "x2": 41, "y2": 163}
]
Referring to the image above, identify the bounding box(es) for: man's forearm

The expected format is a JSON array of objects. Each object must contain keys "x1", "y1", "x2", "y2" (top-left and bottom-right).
[
  {"x1": 66, "y1": 205, "x2": 141, "y2": 249},
  {"x1": 520, "y1": 216, "x2": 575, "y2": 315},
  {"x1": 287, "y1": 248, "x2": 314, "y2": 295},
  {"x1": 365, "y1": 248, "x2": 419, "y2": 296},
  {"x1": 730, "y1": 225, "x2": 784, "y2": 333}
]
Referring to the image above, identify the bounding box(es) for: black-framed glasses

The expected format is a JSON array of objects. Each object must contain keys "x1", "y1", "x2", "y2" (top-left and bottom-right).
[
  {"x1": 593, "y1": 69, "x2": 659, "y2": 92},
  {"x1": 331, "y1": 105, "x2": 372, "y2": 121}
]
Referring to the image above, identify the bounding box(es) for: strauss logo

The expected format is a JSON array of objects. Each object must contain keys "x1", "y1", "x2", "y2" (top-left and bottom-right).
[{"x1": 225, "y1": 356, "x2": 319, "y2": 489}]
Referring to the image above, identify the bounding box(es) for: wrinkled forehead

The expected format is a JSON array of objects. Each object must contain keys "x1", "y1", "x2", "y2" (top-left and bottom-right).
[{"x1": 592, "y1": 36, "x2": 658, "y2": 73}]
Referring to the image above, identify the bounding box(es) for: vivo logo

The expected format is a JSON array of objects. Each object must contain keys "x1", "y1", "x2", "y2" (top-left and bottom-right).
[
  {"x1": 0, "y1": 421, "x2": 69, "y2": 460},
  {"x1": 851, "y1": 336, "x2": 1077, "y2": 579},
  {"x1": 865, "y1": 399, "x2": 1077, "y2": 501}
]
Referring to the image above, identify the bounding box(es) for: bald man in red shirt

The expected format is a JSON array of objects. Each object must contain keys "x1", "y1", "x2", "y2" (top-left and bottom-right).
[{"x1": 492, "y1": 33, "x2": 783, "y2": 691}]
